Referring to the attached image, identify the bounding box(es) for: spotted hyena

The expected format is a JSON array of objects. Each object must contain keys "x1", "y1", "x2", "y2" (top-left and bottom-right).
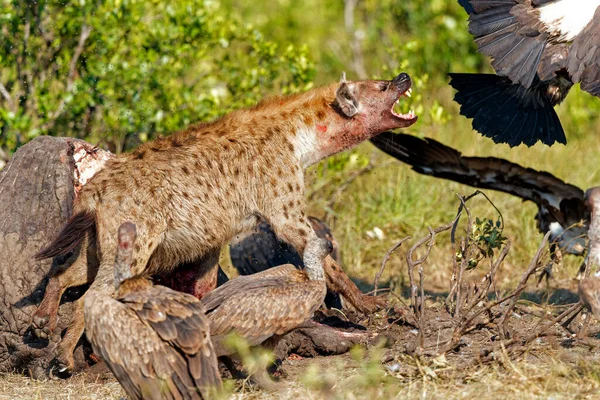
[{"x1": 34, "y1": 72, "x2": 417, "y2": 373}]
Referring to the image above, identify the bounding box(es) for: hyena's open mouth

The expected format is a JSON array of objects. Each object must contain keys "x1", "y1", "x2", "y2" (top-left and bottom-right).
[
  {"x1": 392, "y1": 89, "x2": 416, "y2": 120},
  {"x1": 389, "y1": 73, "x2": 418, "y2": 125}
]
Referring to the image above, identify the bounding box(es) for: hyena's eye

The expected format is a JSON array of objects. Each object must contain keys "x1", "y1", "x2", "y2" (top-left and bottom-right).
[{"x1": 378, "y1": 82, "x2": 389, "y2": 92}]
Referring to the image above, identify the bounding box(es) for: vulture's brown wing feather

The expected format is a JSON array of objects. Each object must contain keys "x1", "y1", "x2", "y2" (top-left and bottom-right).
[
  {"x1": 85, "y1": 292, "x2": 202, "y2": 400},
  {"x1": 370, "y1": 132, "x2": 585, "y2": 226},
  {"x1": 201, "y1": 266, "x2": 301, "y2": 312},
  {"x1": 568, "y1": 7, "x2": 600, "y2": 97},
  {"x1": 468, "y1": 0, "x2": 548, "y2": 88},
  {"x1": 537, "y1": 42, "x2": 569, "y2": 81},
  {"x1": 119, "y1": 284, "x2": 222, "y2": 397},
  {"x1": 207, "y1": 281, "x2": 326, "y2": 350},
  {"x1": 85, "y1": 286, "x2": 221, "y2": 400}
]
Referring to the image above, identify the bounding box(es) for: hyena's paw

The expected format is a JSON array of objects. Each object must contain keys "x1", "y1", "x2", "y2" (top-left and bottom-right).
[
  {"x1": 54, "y1": 348, "x2": 75, "y2": 377},
  {"x1": 30, "y1": 310, "x2": 57, "y2": 339}
]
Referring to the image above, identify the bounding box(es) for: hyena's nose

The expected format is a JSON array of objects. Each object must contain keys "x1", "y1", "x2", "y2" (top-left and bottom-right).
[{"x1": 392, "y1": 73, "x2": 411, "y2": 84}]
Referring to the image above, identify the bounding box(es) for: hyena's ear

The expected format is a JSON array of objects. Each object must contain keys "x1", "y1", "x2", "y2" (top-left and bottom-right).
[{"x1": 333, "y1": 78, "x2": 358, "y2": 118}]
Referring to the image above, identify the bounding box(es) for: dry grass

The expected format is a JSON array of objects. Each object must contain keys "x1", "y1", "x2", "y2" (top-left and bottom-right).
[
  {"x1": 4, "y1": 347, "x2": 599, "y2": 399},
  {"x1": 0, "y1": 373, "x2": 125, "y2": 400}
]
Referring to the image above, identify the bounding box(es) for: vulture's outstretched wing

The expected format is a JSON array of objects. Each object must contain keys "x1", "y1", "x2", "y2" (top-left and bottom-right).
[
  {"x1": 468, "y1": 0, "x2": 549, "y2": 88},
  {"x1": 453, "y1": 0, "x2": 600, "y2": 147},
  {"x1": 370, "y1": 131, "x2": 585, "y2": 228},
  {"x1": 568, "y1": 7, "x2": 600, "y2": 97}
]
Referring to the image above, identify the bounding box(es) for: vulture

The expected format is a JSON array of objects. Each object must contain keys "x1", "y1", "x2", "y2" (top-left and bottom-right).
[
  {"x1": 202, "y1": 237, "x2": 332, "y2": 384},
  {"x1": 451, "y1": 0, "x2": 600, "y2": 147},
  {"x1": 84, "y1": 222, "x2": 222, "y2": 400},
  {"x1": 370, "y1": 131, "x2": 589, "y2": 257},
  {"x1": 229, "y1": 216, "x2": 343, "y2": 308}
]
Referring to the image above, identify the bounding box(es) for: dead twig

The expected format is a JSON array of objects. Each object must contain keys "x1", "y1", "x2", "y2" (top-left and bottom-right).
[
  {"x1": 441, "y1": 280, "x2": 520, "y2": 354},
  {"x1": 374, "y1": 236, "x2": 411, "y2": 296},
  {"x1": 450, "y1": 190, "x2": 503, "y2": 245},
  {"x1": 406, "y1": 222, "x2": 456, "y2": 353},
  {"x1": 498, "y1": 231, "x2": 551, "y2": 338},
  {"x1": 465, "y1": 240, "x2": 511, "y2": 313},
  {"x1": 0, "y1": 82, "x2": 13, "y2": 109},
  {"x1": 482, "y1": 302, "x2": 585, "y2": 360},
  {"x1": 438, "y1": 241, "x2": 512, "y2": 353},
  {"x1": 450, "y1": 194, "x2": 475, "y2": 319},
  {"x1": 44, "y1": 24, "x2": 92, "y2": 131},
  {"x1": 447, "y1": 191, "x2": 506, "y2": 320}
]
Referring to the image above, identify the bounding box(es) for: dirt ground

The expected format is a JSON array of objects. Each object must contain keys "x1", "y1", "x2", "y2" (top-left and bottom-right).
[{"x1": 2, "y1": 286, "x2": 600, "y2": 400}]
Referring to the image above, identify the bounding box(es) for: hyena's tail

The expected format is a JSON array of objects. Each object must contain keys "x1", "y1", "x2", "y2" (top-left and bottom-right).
[{"x1": 35, "y1": 210, "x2": 96, "y2": 260}]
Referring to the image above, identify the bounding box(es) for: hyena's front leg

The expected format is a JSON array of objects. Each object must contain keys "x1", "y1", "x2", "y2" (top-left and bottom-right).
[
  {"x1": 54, "y1": 220, "x2": 160, "y2": 375},
  {"x1": 321, "y1": 255, "x2": 386, "y2": 313},
  {"x1": 53, "y1": 264, "x2": 114, "y2": 375},
  {"x1": 265, "y1": 200, "x2": 385, "y2": 314}
]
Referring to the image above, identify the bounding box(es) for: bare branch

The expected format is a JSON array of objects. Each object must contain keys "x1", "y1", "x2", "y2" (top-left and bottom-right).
[
  {"x1": 0, "y1": 83, "x2": 13, "y2": 110},
  {"x1": 498, "y1": 231, "x2": 551, "y2": 338},
  {"x1": 405, "y1": 220, "x2": 457, "y2": 354},
  {"x1": 483, "y1": 302, "x2": 585, "y2": 361},
  {"x1": 441, "y1": 290, "x2": 518, "y2": 354},
  {"x1": 67, "y1": 24, "x2": 92, "y2": 91},
  {"x1": 452, "y1": 194, "x2": 475, "y2": 319},
  {"x1": 374, "y1": 236, "x2": 411, "y2": 295},
  {"x1": 44, "y1": 24, "x2": 92, "y2": 131},
  {"x1": 464, "y1": 240, "x2": 511, "y2": 312},
  {"x1": 407, "y1": 222, "x2": 455, "y2": 311},
  {"x1": 446, "y1": 190, "x2": 506, "y2": 318}
]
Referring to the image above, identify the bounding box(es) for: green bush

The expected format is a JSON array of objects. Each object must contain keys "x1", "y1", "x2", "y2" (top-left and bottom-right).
[{"x1": 0, "y1": 0, "x2": 315, "y2": 156}]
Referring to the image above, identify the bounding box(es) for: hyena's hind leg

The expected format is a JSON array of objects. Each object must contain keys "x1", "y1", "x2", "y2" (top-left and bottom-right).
[
  {"x1": 31, "y1": 233, "x2": 98, "y2": 339},
  {"x1": 53, "y1": 294, "x2": 86, "y2": 374},
  {"x1": 53, "y1": 222, "x2": 160, "y2": 375}
]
